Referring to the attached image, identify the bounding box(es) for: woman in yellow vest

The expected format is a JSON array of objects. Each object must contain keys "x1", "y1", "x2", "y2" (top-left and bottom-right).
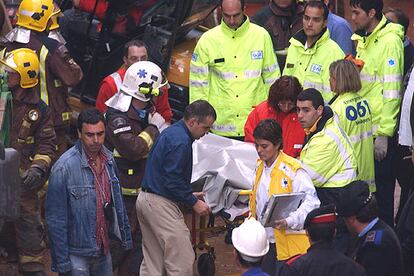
[
  {"x1": 249, "y1": 119, "x2": 320, "y2": 275},
  {"x1": 328, "y1": 59, "x2": 375, "y2": 192}
]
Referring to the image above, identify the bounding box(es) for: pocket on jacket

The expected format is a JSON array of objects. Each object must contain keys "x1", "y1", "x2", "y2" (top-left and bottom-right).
[{"x1": 70, "y1": 187, "x2": 89, "y2": 200}]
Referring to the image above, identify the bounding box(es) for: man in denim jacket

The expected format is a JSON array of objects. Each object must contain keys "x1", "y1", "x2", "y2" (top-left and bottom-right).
[{"x1": 46, "y1": 108, "x2": 132, "y2": 276}]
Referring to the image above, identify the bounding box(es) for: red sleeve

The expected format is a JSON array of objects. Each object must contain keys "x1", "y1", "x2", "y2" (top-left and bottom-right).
[
  {"x1": 96, "y1": 80, "x2": 116, "y2": 113},
  {"x1": 77, "y1": 0, "x2": 109, "y2": 19},
  {"x1": 244, "y1": 108, "x2": 260, "y2": 143},
  {"x1": 154, "y1": 87, "x2": 173, "y2": 123},
  {"x1": 281, "y1": 113, "x2": 305, "y2": 158}
]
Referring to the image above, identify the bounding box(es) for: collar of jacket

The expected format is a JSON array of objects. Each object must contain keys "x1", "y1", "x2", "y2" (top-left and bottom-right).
[
  {"x1": 11, "y1": 86, "x2": 40, "y2": 105},
  {"x1": 304, "y1": 106, "x2": 333, "y2": 145},
  {"x1": 308, "y1": 241, "x2": 335, "y2": 251},
  {"x1": 269, "y1": 1, "x2": 304, "y2": 17},
  {"x1": 352, "y1": 15, "x2": 403, "y2": 46},
  {"x1": 75, "y1": 140, "x2": 113, "y2": 168},
  {"x1": 178, "y1": 119, "x2": 195, "y2": 142},
  {"x1": 291, "y1": 27, "x2": 329, "y2": 51},
  {"x1": 220, "y1": 15, "x2": 250, "y2": 38}
]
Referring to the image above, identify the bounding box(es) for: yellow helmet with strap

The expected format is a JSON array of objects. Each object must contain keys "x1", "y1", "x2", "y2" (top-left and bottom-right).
[
  {"x1": 49, "y1": 3, "x2": 62, "y2": 31},
  {"x1": 16, "y1": 0, "x2": 58, "y2": 32},
  {"x1": 0, "y1": 48, "x2": 40, "y2": 88}
]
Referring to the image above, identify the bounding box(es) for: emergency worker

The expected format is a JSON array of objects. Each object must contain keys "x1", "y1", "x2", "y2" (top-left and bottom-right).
[
  {"x1": 1, "y1": 0, "x2": 83, "y2": 157},
  {"x1": 350, "y1": 0, "x2": 404, "y2": 227},
  {"x1": 244, "y1": 76, "x2": 305, "y2": 158},
  {"x1": 337, "y1": 181, "x2": 404, "y2": 276},
  {"x1": 104, "y1": 61, "x2": 168, "y2": 275},
  {"x1": 297, "y1": 88, "x2": 357, "y2": 252},
  {"x1": 252, "y1": 0, "x2": 305, "y2": 71},
  {"x1": 95, "y1": 39, "x2": 172, "y2": 123},
  {"x1": 0, "y1": 48, "x2": 56, "y2": 276},
  {"x1": 249, "y1": 119, "x2": 320, "y2": 275},
  {"x1": 328, "y1": 60, "x2": 375, "y2": 192},
  {"x1": 189, "y1": 0, "x2": 280, "y2": 139},
  {"x1": 283, "y1": 0, "x2": 344, "y2": 103}
]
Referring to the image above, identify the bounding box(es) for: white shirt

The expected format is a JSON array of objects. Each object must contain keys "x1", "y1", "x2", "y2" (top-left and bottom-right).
[{"x1": 254, "y1": 155, "x2": 320, "y2": 243}]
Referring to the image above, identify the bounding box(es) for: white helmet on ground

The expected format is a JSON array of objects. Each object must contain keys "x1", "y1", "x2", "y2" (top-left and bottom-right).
[
  {"x1": 232, "y1": 217, "x2": 269, "y2": 262},
  {"x1": 120, "y1": 61, "x2": 166, "y2": 102}
]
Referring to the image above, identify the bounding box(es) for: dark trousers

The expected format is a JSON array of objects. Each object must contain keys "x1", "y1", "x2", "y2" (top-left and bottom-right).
[
  {"x1": 395, "y1": 145, "x2": 414, "y2": 223},
  {"x1": 375, "y1": 136, "x2": 398, "y2": 227}
]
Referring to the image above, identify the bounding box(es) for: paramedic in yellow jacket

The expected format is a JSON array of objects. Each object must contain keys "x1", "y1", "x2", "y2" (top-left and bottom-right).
[
  {"x1": 350, "y1": 0, "x2": 404, "y2": 228},
  {"x1": 283, "y1": 1, "x2": 344, "y2": 103},
  {"x1": 189, "y1": 0, "x2": 280, "y2": 139},
  {"x1": 328, "y1": 60, "x2": 375, "y2": 192},
  {"x1": 249, "y1": 119, "x2": 320, "y2": 275}
]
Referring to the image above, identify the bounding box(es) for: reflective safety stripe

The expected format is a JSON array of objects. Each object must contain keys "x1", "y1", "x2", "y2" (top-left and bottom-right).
[
  {"x1": 302, "y1": 163, "x2": 329, "y2": 185},
  {"x1": 244, "y1": 69, "x2": 261, "y2": 78},
  {"x1": 264, "y1": 77, "x2": 278, "y2": 84},
  {"x1": 325, "y1": 128, "x2": 355, "y2": 174},
  {"x1": 138, "y1": 131, "x2": 153, "y2": 149},
  {"x1": 383, "y1": 90, "x2": 400, "y2": 99},
  {"x1": 190, "y1": 66, "x2": 209, "y2": 75},
  {"x1": 212, "y1": 123, "x2": 237, "y2": 132},
  {"x1": 0, "y1": 48, "x2": 5, "y2": 59},
  {"x1": 303, "y1": 80, "x2": 330, "y2": 92},
  {"x1": 212, "y1": 69, "x2": 235, "y2": 79},
  {"x1": 62, "y1": 112, "x2": 71, "y2": 121},
  {"x1": 372, "y1": 124, "x2": 378, "y2": 134},
  {"x1": 37, "y1": 180, "x2": 48, "y2": 199},
  {"x1": 33, "y1": 154, "x2": 52, "y2": 165},
  {"x1": 383, "y1": 74, "x2": 402, "y2": 83},
  {"x1": 39, "y1": 46, "x2": 49, "y2": 105},
  {"x1": 349, "y1": 130, "x2": 373, "y2": 143},
  {"x1": 113, "y1": 148, "x2": 122, "y2": 158},
  {"x1": 18, "y1": 9, "x2": 35, "y2": 17},
  {"x1": 360, "y1": 73, "x2": 381, "y2": 83},
  {"x1": 128, "y1": 169, "x2": 134, "y2": 175},
  {"x1": 263, "y1": 63, "x2": 279, "y2": 73},
  {"x1": 110, "y1": 72, "x2": 123, "y2": 92},
  {"x1": 122, "y1": 187, "x2": 140, "y2": 196},
  {"x1": 275, "y1": 49, "x2": 288, "y2": 56},
  {"x1": 189, "y1": 79, "x2": 209, "y2": 87},
  {"x1": 20, "y1": 254, "x2": 43, "y2": 264},
  {"x1": 25, "y1": 136, "x2": 34, "y2": 144}
]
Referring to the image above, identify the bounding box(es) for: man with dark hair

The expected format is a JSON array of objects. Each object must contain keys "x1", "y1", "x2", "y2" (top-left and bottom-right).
[
  {"x1": 46, "y1": 108, "x2": 132, "y2": 276},
  {"x1": 297, "y1": 88, "x2": 357, "y2": 252},
  {"x1": 350, "y1": 0, "x2": 404, "y2": 227},
  {"x1": 252, "y1": 0, "x2": 305, "y2": 71},
  {"x1": 95, "y1": 39, "x2": 172, "y2": 123},
  {"x1": 190, "y1": 0, "x2": 279, "y2": 139},
  {"x1": 336, "y1": 181, "x2": 404, "y2": 276},
  {"x1": 136, "y1": 100, "x2": 216, "y2": 276},
  {"x1": 283, "y1": 1, "x2": 344, "y2": 103},
  {"x1": 279, "y1": 205, "x2": 366, "y2": 276}
]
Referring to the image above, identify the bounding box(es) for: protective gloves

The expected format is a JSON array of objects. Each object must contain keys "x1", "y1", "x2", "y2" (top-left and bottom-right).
[
  {"x1": 148, "y1": 112, "x2": 169, "y2": 132},
  {"x1": 22, "y1": 166, "x2": 44, "y2": 191},
  {"x1": 374, "y1": 136, "x2": 388, "y2": 162}
]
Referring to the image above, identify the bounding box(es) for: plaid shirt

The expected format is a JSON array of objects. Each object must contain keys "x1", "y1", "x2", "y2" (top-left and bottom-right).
[{"x1": 88, "y1": 150, "x2": 111, "y2": 254}]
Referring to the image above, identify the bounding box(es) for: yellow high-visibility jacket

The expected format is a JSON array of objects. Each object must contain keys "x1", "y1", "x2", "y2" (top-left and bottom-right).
[
  {"x1": 330, "y1": 93, "x2": 375, "y2": 192},
  {"x1": 189, "y1": 17, "x2": 280, "y2": 137},
  {"x1": 352, "y1": 15, "x2": 404, "y2": 137},
  {"x1": 283, "y1": 28, "x2": 344, "y2": 103}
]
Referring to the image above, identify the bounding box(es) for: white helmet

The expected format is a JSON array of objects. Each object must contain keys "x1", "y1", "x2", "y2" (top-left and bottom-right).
[
  {"x1": 232, "y1": 218, "x2": 269, "y2": 262},
  {"x1": 120, "y1": 61, "x2": 166, "y2": 102}
]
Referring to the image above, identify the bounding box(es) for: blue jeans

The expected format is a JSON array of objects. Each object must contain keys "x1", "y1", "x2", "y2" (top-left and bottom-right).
[{"x1": 69, "y1": 251, "x2": 113, "y2": 276}]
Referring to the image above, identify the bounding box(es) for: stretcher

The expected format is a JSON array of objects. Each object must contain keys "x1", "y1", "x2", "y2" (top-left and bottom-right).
[{"x1": 190, "y1": 134, "x2": 259, "y2": 276}]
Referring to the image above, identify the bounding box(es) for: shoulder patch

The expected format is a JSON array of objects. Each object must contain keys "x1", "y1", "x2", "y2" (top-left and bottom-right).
[
  {"x1": 387, "y1": 58, "x2": 396, "y2": 67},
  {"x1": 192, "y1": 53, "x2": 198, "y2": 62},
  {"x1": 365, "y1": 230, "x2": 383, "y2": 245},
  {"x1": 112, "y1": 117, "x2": 127, "y2": 128}
]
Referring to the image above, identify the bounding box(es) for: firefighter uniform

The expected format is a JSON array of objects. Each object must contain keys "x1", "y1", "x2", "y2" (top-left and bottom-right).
[
  {"x1": 104, "y1": 105, "x2": 159, "y2": 275},
  {"x1": 6, "y1": 75, "x2": 56, "y2": 273},
  {"x1": 189, "y1": 17, "x2": 280, "y2": 137},
  {"x1": 330, "y1": 93, "x2": 375, "y2": 192},
  {"x1": 283, "y1": 28, "x2": 345, "y2": 103},
  {"x1": 2, "y1": 31, "x2": 83, "y2": 157}
]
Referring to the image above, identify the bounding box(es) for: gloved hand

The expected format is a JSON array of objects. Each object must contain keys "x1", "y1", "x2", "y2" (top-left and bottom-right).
[
  {"x1": 374, "y1": 136, "x2": 388, "y2": 162},
  {"x1": 148, "y1": 112, "x2": 169, "y2": 132},
  {"x1": 22, "y1": 166, "x2": 44, "y2": 191}
]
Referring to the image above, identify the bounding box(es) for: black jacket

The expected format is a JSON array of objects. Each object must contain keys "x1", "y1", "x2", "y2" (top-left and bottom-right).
[{"x1": 397, "y1": 192, "x2": 414, "y2": 276}]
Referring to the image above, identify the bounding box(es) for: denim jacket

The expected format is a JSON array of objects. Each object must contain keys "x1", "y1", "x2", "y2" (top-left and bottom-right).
[{"x1": 46, "y1": 141, "x2": 132, "y2": 272}]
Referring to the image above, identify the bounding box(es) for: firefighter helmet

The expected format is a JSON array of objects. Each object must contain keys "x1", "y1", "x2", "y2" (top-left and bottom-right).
[
  {"x1": 120, "y1": 61, "x2": 167, "y2": 102},
  {"x1": 16, "y1": 0, "x2": 58, "y2": 32},
  {"x1": 49, "y1": 3, "x2": 62, "y2": 31},
  {"x1": 0, "y1": 48, "x2": 40, "y2": 88}
]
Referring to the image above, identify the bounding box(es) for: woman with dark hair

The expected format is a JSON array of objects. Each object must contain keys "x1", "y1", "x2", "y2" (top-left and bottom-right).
[
  {"x1": 249, "y1": 119, "x2": 320, "y2": 275},
  {"x1": 244, "y1": 76, "x2": 305, "y2": 157}
]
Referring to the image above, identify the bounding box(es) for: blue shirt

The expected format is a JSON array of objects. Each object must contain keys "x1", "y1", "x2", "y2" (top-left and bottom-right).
[
  {"x1": 328, "y1": 12, "x2": 355, "y2": 56},
  {"x1": 242, "y1": 267, "x2": 270, "y2": 276},
  {"x1": 141, "y1": 119, "x2": 198, "y2": 206}
]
